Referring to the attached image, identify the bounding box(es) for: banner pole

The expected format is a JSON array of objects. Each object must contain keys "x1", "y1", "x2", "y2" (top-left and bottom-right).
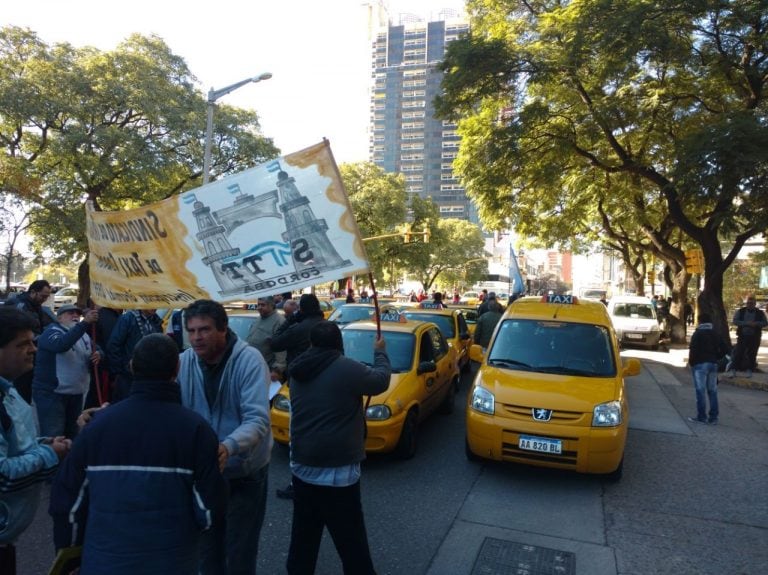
[{"x1": 368, "y1": 271, "x2": 381, "y2": 338}]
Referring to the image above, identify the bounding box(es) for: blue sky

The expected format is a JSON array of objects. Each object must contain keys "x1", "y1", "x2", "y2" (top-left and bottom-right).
[{"x1": 2, "y1": 0, "x2": 466, "y2": 164}]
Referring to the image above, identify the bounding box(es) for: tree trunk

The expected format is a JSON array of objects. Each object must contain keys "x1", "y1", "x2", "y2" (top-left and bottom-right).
[
  {"x1": 696, "y1": 267, "x2": 730, "y2": 347},
  {"x1": 667, "y1": 269, "x2": 689, "y2": 344}
]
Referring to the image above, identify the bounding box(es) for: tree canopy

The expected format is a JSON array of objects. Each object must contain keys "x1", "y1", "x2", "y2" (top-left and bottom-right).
[
  {"x1": 0, "y1": 26, "x2": 278, "y2": 298},
  {"x1": 436, "y1": 0, "x2": 768, "y2": 338}
]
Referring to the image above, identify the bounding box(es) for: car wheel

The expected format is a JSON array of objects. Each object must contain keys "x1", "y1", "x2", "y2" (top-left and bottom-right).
[
  {"x1": 394, "y1": 410, "x2": 418, "y2": 460},
  {"x1": 604, "y1": 456, "x2": 624, "y2": 482},
  {"x1": 465, "y1": 437, "x2": 481, "y2": 462}
]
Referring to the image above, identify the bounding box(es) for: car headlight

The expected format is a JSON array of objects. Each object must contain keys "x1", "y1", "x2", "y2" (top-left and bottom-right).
[
  {"x1": 593, "y1": 400, "x2": 622, "y2": 426},
  {"x1": 470, "y1": 386, "x2": 495, "y2": 415},
  {"x1": 272, "y1": 394, "x2": 290, "y2": 412},
  {"x1": 650, "y1": 323, "x2": 660, "y2": 332},
  {"x1": 366, "y1": 404, "x2": 391, "y2": 420}
]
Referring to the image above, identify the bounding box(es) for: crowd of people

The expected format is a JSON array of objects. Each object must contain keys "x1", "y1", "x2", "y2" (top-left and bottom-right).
[
  {"x1": 1, "y1": 279, "x2": 764, "y2": 573},
  {"x1": 0, "y1": 282, "x2": 389, "y2": 575}
]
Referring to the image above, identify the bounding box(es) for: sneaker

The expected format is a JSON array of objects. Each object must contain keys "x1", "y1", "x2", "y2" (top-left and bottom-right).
[
  {"x1": 276, "y1": 484, "x2": 294, "y2": 500},
  {"x1": 687, "y1": 416, "x2": 707, "y2": 424},
  {"x1": 727, "y1": 370, "x2": 736, "y2": 378},
  {"x1": 708, "y1": 418, "x2": 718, "y2": 425}
]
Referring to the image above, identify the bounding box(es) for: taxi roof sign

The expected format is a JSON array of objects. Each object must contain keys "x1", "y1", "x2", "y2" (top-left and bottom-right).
[
  {"x1": 380, "y1": 310, "x2": 407, "y2": 323},
  {"x1": 541, "y1": 294, "x2": 578, "y2": 304}
]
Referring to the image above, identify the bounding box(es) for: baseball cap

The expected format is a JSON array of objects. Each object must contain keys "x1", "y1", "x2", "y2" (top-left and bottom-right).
[{"x1": 57, "y1": 304, "x2": 82, "y2": 316}]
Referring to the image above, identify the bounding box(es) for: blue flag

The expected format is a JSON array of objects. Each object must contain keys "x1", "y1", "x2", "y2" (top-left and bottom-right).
[{"x1": 509, "y1": 243, "x2": 525, "y2": 296}]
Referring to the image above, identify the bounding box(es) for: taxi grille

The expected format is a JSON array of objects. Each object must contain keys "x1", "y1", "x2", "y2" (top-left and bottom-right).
[{"x1": 501, "y1": 403, "x2": 585, "y2": 423}]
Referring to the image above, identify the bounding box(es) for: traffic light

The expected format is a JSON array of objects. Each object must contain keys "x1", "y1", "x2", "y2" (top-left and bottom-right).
[
  {"x1": 402, "y1": 224, "x2": 412, "y2": 243},
  {"x1": 647, "y1": 270, "x2": 656, "y2": 283},
  {"x1": 685, "y1": 249, "x2": 703, "y2": 274},
  {"x1": 422, "y1": 226, "x2": 430, "y2": 243}
]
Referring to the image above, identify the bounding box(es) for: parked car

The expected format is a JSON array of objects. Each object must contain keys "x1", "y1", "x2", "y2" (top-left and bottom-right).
[
  {"x1": 466, "y1": 294, "x2": 642, "y2": 480},
  {"x1": 606, "y1": 295, "x2": 661, "y2": 350},
  {"x1": 271, "y1": 314, "x2": 460, "y2": 459},
  {"x1": 53, "y1": 287, "x2": 79, "y2": 311}
]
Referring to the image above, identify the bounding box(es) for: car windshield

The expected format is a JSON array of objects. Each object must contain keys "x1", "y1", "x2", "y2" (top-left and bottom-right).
[
  {"x1": 329, "y1": 305, "x2": 375, "y2": 324},
  {"x1": 403, "y1": 313, "x2": 455, "y2": 338},
  {"x1": 488, "y1": 319, "x2": 616, "y2": 377},
  {"x1": 228, "y1": 316, "x2": 257, "y2": 341},
  {"x1": 612, "y1": 303, "x2": 656, "y2": 319},
  {"x1": 342, "y1": 330, "x2": 414, "y2": 373}
]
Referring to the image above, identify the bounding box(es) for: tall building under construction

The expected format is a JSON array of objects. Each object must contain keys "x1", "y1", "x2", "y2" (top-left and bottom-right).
[{"x1": 368, "y1": 7, "x2": 474, "y2": 221}]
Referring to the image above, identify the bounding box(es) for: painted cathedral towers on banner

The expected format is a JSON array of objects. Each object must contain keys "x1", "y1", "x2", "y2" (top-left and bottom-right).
[{"x1": 274, "y1": 167, "x2": 351, "y2": 272}]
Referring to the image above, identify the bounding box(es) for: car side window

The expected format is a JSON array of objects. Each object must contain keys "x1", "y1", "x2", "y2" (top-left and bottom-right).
[
  {"x1": 457, "y1": 314, "x2": 468, "y2": 336},
  {"x1": 429, "y1": 328, "x2": 448, "y2": 361},
  {"x1": 419, "y1": 331, "x2": 434, "y2": 363}
]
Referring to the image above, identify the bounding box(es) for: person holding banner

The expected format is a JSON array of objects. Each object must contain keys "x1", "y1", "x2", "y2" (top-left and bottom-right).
[
  {"x1": 285, "y1": 321, "x2": 390, "y2": 575},
  {"x1": 178, "y1": 299, "x2": 273, "y2": 575}
]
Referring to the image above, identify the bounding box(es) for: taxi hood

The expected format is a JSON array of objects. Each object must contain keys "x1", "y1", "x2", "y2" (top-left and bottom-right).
[{"x1": 478, "y1": 366, "x2": 621, "y2": 412}]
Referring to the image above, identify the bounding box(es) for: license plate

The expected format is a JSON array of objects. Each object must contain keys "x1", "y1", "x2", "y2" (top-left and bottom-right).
[
  {"x1": 625, "y1": 333, "x2": 643, "y2": 339},
  {"x1": 519, "y1": 435, "x2": 562, "y2": 454}
]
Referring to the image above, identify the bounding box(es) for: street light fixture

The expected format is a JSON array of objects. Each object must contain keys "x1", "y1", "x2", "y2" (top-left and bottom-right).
[{"x1": 202, "y1": 72, "x2": 273, "y2": 185}]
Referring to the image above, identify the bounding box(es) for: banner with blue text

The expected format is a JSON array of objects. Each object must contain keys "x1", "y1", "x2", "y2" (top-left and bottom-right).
[{"x1": 87, "y1": 141, "x2": 369, "y2": 309}]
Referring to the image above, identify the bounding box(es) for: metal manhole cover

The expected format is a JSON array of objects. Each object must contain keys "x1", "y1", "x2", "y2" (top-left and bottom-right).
[{"x1": 471, "y1": 537, "x2": 576, "y2": 575}]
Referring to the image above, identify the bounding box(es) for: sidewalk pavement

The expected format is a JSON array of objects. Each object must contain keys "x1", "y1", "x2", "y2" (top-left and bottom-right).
[{"x1": 665, "y1": 328, "x2": 768, "y2": 392}]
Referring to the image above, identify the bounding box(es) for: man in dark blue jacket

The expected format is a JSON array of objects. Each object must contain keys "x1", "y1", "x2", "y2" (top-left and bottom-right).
[
  {"x1": 49, "y1": 333, "x2": 226, "y2": 575},
  {"x1": 106, "y1": 308, "x2": 162, "y2": 401}
]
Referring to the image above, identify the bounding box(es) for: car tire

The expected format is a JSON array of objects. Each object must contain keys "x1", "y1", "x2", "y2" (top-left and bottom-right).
[{"x1": 394, "y1": 410, "x2": 418, "y2": 460}]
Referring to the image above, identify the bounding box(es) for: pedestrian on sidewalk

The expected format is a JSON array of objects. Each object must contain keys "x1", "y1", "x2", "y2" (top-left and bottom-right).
[
  {"x1": 728, "y1": 294, "x2": 767, "y2": 378},
  {"x1": 687, "y1": 312, "x2": 730, "y2": 425}
]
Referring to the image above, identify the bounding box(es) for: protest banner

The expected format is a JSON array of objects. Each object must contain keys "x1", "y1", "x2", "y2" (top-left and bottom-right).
[{"x1": 86, "y1": 140, "x2": 369, "y2": 308}]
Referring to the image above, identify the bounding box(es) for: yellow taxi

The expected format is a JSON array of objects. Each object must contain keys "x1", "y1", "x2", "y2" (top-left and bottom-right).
[
  {"x1": 466, "y1": 294, "x2": 641, "y2": 480},
  {"x1": 402, "y1": 306, "x2": 472, "y2": 372},
  {"x1": 452, "y1": 305, "x2": 479, "y2": 337},
  {"x1": 270, "y1": 312, "x2": 460, "y2": 459}
]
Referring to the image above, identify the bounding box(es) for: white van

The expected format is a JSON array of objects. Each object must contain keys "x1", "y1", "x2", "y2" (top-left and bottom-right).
[{"x1": 607, "y1": 295, "x2": 661, "y2": 350}]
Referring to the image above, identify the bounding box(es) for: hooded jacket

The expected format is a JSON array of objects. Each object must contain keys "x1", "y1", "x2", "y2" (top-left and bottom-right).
[
  {"x1": 288, "y1": 346, "x2": 390, "y2": 467},
  {"x1": 178, "y1": 335, "x2": 272, "y2": 478},
  {"x1": 688, "y1": 323, "x2": 729, "y2": 366}
]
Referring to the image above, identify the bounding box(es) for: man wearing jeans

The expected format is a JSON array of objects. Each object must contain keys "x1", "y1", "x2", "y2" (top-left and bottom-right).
[
  {"x1": 687, "y1": 312, "x2": 729, "y2": 425},
  {"x1": 178, "y1": 299, "x2": 272, "y2": 574}
]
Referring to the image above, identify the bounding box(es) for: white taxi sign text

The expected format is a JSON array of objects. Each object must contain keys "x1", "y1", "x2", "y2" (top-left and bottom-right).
[{"x1": 542, "y1": 294, "x2": 578, "y2": 304}]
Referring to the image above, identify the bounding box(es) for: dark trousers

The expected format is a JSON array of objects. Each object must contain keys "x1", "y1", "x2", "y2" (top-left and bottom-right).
[
  {"x1": 286, "y1": 475, "x2": 375, "y2": 575},
  {"x1": 733, "y1": 333, "x2": 761, "y2": 371}
]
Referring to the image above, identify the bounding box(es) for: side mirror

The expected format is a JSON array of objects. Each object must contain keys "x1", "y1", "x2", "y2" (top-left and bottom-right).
[
  {"x1": 622, "y1": 357, "x2": 642, "y2": 377},
  {"x1": 417, "y1": 360, "x2": 437, "y2": 375},
  {"x1": 469, "y1": 344, "x2": 485, "y2": 363}
]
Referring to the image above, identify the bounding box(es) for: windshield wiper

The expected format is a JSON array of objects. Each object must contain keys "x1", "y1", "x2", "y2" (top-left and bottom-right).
[
  {"x1": 488, "y1": 358, "x2": 531, "y2": 369},
  {"x1": 536, "y1": 365, "x2": 594, "y2": 376}
]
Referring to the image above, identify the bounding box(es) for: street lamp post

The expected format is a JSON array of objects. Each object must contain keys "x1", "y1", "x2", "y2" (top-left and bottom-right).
[{"x1": 202, "y1": 72, "x2": 272, "y2": 185}]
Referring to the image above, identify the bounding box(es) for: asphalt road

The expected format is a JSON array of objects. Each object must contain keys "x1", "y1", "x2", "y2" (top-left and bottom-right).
[{"x1": 17, "y1": 349, "x2": 768, "y2": 574}]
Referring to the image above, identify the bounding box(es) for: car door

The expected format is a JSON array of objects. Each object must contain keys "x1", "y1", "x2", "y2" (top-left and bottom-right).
[{"x1": 421, "y1": 327, "x2": 453, "y2": 417}]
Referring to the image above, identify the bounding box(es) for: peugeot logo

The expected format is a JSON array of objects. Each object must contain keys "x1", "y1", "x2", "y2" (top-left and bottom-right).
[{"x1": 532, "y1": 408, "x2": 552, "y2": 422}]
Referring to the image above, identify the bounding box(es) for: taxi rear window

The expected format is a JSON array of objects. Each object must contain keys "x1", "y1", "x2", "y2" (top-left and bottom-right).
[
  {"x1": 488, "y1": 319, "x2": 616, "y2": 377},
  {"x1": 403, "y1": 313, "x2": 455, "y2": 338},
  {"x1": 343, "y1": 330, "x2": 415, "y2": 373}
]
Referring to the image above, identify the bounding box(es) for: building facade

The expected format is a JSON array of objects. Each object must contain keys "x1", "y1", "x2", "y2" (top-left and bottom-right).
[{"x1": 369, "y1": 10, "x2": 475, "y2": 221}]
